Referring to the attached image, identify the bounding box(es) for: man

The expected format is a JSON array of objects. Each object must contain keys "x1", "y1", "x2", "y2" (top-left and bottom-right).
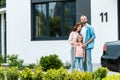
[{"x1": 80, "y1": 15, "x2": 96, "y2": 72}]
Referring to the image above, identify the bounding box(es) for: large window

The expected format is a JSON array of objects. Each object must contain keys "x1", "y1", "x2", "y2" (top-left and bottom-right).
[{"x1": 31, "y1": 1, "x2": 76, "y2": 40}]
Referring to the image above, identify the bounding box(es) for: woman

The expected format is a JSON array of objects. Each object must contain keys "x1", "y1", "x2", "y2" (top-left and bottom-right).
[{"x1": 68, "y1": 22, "x2": 82, "y2": 71}]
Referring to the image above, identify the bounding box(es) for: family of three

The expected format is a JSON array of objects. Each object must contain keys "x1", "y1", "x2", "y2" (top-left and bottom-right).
[{"x1": 68, "y1": 15, "x2": 96, "y2": 72}]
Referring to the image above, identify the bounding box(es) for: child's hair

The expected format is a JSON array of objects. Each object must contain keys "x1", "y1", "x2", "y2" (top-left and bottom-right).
[
  {"x1": 76, "y1": 34, "x2": 83, "y2": 43},
  {"x1": 72, "y1": 22, "x2": 83, "y2": 31}
]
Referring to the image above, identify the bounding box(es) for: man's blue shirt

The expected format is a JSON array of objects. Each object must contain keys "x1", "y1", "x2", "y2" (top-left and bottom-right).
[{"x1": 84, "y1": 24, "x2": 96, "y2": 49}]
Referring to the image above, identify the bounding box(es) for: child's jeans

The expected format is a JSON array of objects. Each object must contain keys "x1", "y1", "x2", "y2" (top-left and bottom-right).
[
  {"x1": 70, "y1": 47, "x2": 75, "y2": 71},
  {"x1": 75, "y1": 57, "x2": 84, "y2": 72}
]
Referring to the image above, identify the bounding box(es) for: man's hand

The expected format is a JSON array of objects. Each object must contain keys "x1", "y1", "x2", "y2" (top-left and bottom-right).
[{"x1": 82, "y1": 43, "x2": 87, "y2": 48}]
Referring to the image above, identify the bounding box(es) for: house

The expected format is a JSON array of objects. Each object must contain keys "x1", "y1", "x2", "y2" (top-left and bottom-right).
[{"x1": 0, "y1": 0, "x2": 119, "y2": 64}]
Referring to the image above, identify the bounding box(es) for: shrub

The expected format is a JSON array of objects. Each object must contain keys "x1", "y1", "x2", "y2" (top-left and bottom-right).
[
  {"x1": 39, "y1": 54, "x2": 63, "y2": 71},
  {"x1": 44, "y1": 67, "x2": 68, "y2": 80},
  {"x1": 57, "y1": 67, "x2": 69, "y2": 80},
  {"x1": 19, "y1": 67, "x2": 33, "y2": 80},
  {"x1": 6, "y1": 67, "x2": 19, "y2": 80},
  {"x1": 0, "y1": 72, "x2": 4, "y2": 80},
  {"x1": 0, "y1": 67, "x2": 6, "y2": 80},
  {"x1": 0, "y1": 54, "x2": 4, "y2": 65},
  {"x1": 93, "y1": 67, "x2": 109, "y2": 80},
  {"x1": 32, "y1": 66, "x2": 44, "y2": 80},
  {"x1": 102, "y1": 74, "x2": 120, "y2": 80},
  {"x1": 25, "y1": 63, "x2": 36, "y2": 69},
  {"x1": 0, "y1": 66, "x2": 114, "y2": 80},
  {"x1": 83, "y1": 71, "x2": 93, "y2": 80},
  {"x1": 67, "y1": 70, "x2": 84, "y2": 80},
  {"x1": 7, "y1": 54, "x2": 24, "y2": 70},
  {"x1": 44, "y1": 69, "x2": 58, "y2": 80}
]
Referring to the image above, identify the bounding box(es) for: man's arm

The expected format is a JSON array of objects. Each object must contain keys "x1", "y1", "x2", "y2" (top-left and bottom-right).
[
  {"x1": 83, "y1": 27, "x2": 96, "y2": 48},
  {"x1": 83, "y1": 38, "x2": 94, "y2": 48},
  {"x1": 86, "y1": 38, "x2": 94, "y2": 44}
]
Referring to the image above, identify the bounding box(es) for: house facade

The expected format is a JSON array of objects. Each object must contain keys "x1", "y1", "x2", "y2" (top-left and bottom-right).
[{"x1": 0, "y1": 0, "x2": 119, "y2": 64}]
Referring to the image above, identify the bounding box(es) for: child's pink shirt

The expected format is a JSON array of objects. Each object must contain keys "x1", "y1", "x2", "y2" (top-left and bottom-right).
[
  {"x1": 75, "y1": 43, "x2": 85, "y2": 57},
  {"x1": 68, "y1": 31, "x2": 79, "y2": 47}
]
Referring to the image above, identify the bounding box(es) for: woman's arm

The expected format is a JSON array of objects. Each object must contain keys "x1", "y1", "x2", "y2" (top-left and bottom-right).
[
  {"x1": 74, "y1": 47, "x2": 76, "y2": 62},
  {"x1": 68, "y1": 32, "x2": 76, "y2": 45},
  {"x1": 68, "y1": 32, "x2": 73, "y2": 44}
]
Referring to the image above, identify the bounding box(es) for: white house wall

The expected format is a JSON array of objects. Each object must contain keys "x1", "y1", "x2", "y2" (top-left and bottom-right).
[
  {"x1": 6, "y1": 0, "x2": 71, "y2": 64},
  {"x1": 6, "y1": 0, "x2": 118, "y2": 64},
  {"x1": 91, "y1": 0, "x2": 118, "y2": 63}
]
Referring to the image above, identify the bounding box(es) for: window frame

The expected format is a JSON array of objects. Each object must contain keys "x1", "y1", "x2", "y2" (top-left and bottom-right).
[{"x1": 31, "y1": 0, "x2": 76, "y2": 41}]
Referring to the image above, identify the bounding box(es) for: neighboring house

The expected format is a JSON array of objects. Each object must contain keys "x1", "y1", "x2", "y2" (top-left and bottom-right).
[{"x1": 0, "y1": 0, "x2": 119, "y2": 64}]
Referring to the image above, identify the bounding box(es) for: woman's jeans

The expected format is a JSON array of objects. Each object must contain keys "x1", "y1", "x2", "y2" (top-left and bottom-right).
[
  {"x1": 75, "y1": 57, "x2": 84, "y2": 72},
  {"x1": 70, "y1": 47, "x2": 75, "y2": 71},
  {"x1": 83, "y1": 49, "x2": 93, "y2": 72}
]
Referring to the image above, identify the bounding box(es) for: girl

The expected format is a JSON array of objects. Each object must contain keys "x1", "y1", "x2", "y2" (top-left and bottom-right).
[
  {"x1": 68, "y1": 22, "x2": 82, "y2": 71},
  {"x1": 74, "y1": 34, "x2": 85, "y2": 72}
]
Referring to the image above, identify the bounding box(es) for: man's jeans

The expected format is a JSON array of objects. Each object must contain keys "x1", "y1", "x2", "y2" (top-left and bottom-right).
[
  {"x1": 83, "y1": 49, "x2": 93, "y2": 72},
  {"x1": 70, "y1": 47, "x2": 75, "y2": 71}
]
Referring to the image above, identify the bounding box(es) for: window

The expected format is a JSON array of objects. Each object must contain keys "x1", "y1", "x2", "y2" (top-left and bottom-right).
[{"x1": 31, "y1": 1, "x2": 76, "y2": 40}]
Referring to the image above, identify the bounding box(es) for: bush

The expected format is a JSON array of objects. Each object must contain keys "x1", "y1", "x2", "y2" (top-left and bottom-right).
[
  {"x1": 44, "y1": 69, "x2": 58, "y2": 80},
  {"x1": 19, "y1": 67, "x2": 33, "y2": 80},
  {"x1": 57, "y1": 67, "x2": 69, "y2": 80},
  {"x1": 32, "y1": 66, "x2": 44, "y2": 80},
  {"x1": 0, "y1": 54, "x2": 4, "y2": 65},
  {"x1": 25, "y1": 63, "x2": 36, "y2": 69},
  {"x1": 102, "y1": 74, "x2": 120, "y2": 80},
  {"x1": 0, "y1": 66, "x2": 113, "y2": 80},
  {"x1": 0, "y1": 72, "x2": 4, "y2": 80},
  {"x1": 7, "y1": 54, "x2": 24, "y2": 70},
  {"x1": 83, "y1": 72, "x2": 93, "y2": 80},
  {"x1": 93, "y1": 67, "x2": 109, "y2": 80},
  {"x1": 6, "y1": 67, "x2": 19, "y2": 80},
  {"x1": 44, "y1": 67, "x2": 68, "y2": 80},
  {"x1": 0, "y1": 67, "x2": 6, "y2": 80},
  {"x1": 67, "y1": 70, "x2": 84, "y2": 80},
  {"x1": 39, "y1": 54, "x2": 63, "y2": 71}
]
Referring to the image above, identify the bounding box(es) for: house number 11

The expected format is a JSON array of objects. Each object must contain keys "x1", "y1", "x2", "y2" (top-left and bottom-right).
[{"x1": 100, "y1": 12, "x2": 108, "y2": 22}]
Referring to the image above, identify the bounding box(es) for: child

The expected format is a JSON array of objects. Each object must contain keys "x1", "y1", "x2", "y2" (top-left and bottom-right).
[{"x1": 74, "y1": 34, "x2": 85, "y2": 72}]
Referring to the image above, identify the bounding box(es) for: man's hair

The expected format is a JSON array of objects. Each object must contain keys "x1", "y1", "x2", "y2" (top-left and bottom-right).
[{"x1": 80, "y1": 15, "x2": 87, "y2": 19}]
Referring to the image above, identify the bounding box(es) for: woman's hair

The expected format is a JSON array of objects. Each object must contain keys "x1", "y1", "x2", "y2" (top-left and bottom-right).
[
  {"x1": 72, "y1": 22, "x2": 83, "y2": 31},
  {"x1": 76, "y1": 34, "x2": 83, "y2": 43}
]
